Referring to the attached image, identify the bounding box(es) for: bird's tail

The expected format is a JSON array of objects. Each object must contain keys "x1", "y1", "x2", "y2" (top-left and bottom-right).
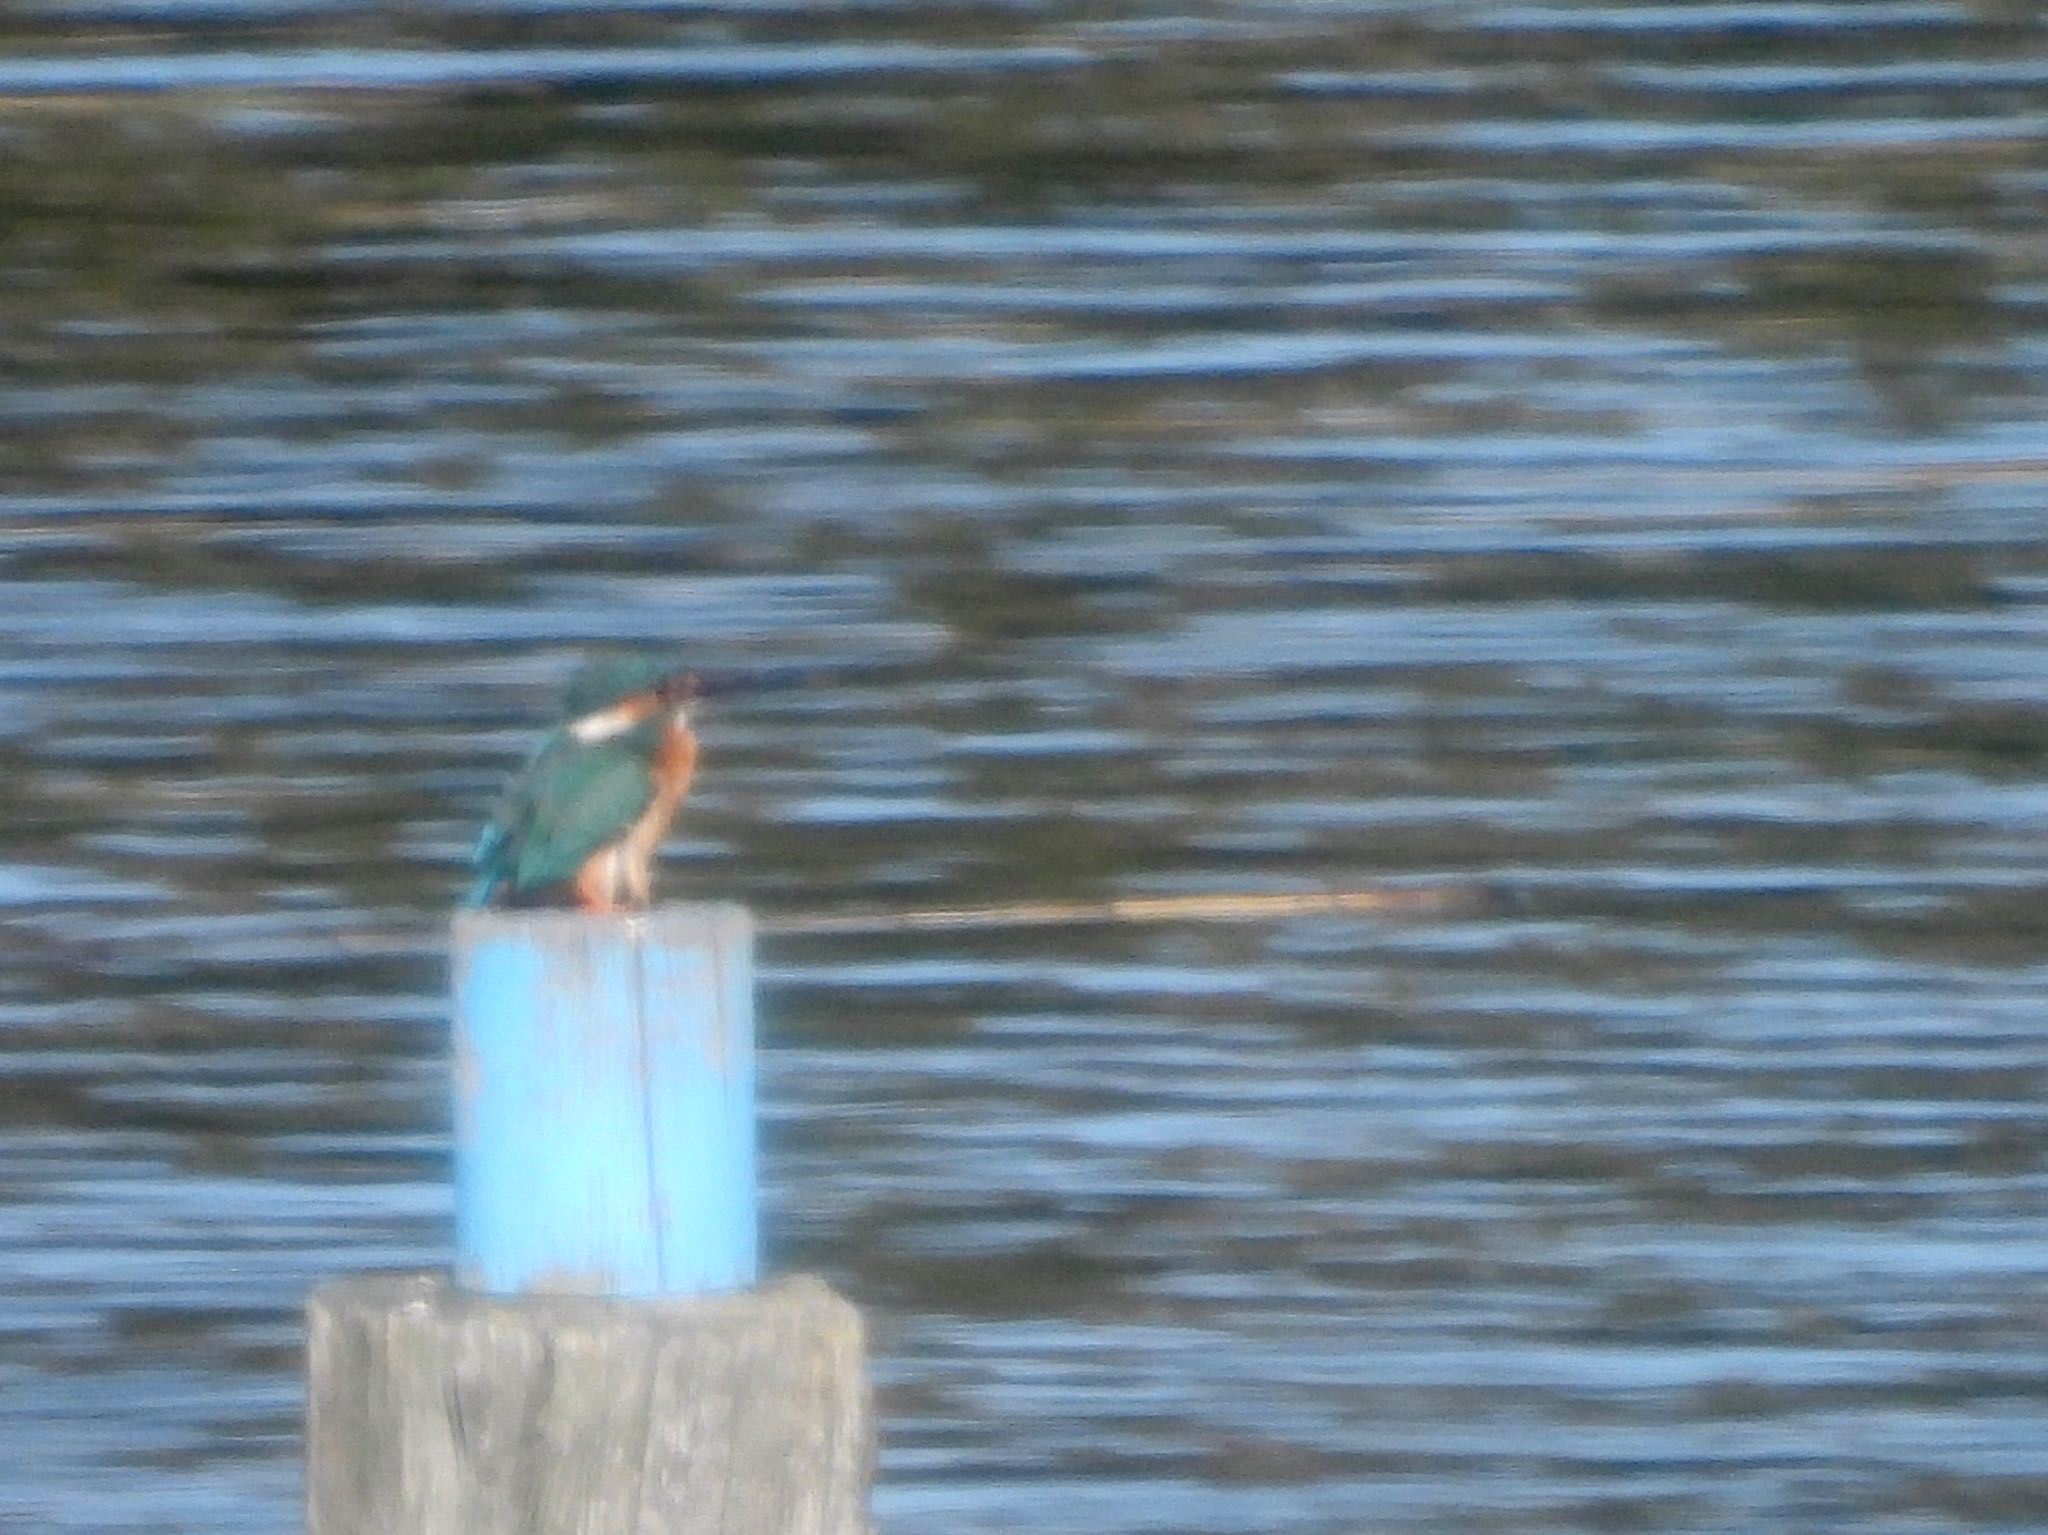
[{"x1": 466, "y1": 822, "x2": 508, "y2": 908}]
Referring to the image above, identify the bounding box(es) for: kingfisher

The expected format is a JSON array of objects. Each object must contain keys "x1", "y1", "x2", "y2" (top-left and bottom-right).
[{"x1": 468, "y1": 654, "x2": 706, "y2": 913}]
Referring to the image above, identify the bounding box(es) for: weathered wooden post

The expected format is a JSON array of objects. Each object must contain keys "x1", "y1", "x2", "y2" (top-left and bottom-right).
[{"x1": 305, "y1": 905, "x2": 873, "y2": 1535}]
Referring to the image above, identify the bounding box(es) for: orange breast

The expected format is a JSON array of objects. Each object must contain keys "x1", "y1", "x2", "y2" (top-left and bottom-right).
[
  {"x1": 614, "y1": 720, "x2": 697, "y2": 903},
  {"x1": 652, "y1": 719, "x2": 698, "y2": 805}
]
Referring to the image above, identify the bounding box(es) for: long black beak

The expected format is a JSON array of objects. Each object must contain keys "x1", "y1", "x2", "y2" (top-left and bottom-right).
[{"x1": 661, "y1": 665, "x2": 821, "y2": 702}]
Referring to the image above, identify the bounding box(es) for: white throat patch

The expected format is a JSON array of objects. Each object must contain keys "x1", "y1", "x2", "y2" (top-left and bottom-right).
[{"x1": 569, "y1": 701, "x2": 644, "y2": 743}]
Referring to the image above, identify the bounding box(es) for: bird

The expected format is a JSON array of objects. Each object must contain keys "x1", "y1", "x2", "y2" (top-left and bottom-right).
[{"x1": 468, "y1": 654, "x2": 705, "y2": 913}]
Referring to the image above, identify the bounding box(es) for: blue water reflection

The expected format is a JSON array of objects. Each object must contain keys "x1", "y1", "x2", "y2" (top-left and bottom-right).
[{"x1": 3, "y1": 2, "x2": 2048, "y2": 1532}]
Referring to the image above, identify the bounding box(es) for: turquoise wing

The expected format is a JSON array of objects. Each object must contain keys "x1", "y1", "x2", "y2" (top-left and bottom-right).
[
  {"x1": 513, "y1": 744, "x2": 655, "y2": 892},
  {"x1": 470, "y1": 735, "x2": 655, "y2": 902}
]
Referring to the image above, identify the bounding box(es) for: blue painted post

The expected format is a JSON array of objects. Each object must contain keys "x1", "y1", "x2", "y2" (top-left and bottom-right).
[{"x1": 450, "y1": 903, "x2": 757, "y2": 1296}]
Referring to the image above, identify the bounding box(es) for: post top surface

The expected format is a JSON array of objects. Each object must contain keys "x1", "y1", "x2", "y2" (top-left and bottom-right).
[
  {"x1": 452, "y1": 902, "x2": 753, "y2": 945},
  {"x1": 313, "y1": 1269, "x2": 845, "y2": 1324}
]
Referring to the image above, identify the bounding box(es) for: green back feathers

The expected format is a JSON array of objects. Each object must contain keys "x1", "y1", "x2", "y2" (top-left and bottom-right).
[{"x1": 469, "y1": 683, "x2": 671, "y2": 905}]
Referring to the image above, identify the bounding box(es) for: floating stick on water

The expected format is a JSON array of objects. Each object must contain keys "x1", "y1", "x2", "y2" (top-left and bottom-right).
[{"x1": 757, "y1": 884, "x2": 1471, "y2": 938}]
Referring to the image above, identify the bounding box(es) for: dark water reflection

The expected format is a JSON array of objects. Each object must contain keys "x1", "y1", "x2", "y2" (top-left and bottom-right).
[{"x1": 4, "y1": 2, "x2": 2048, "y2": 1532}]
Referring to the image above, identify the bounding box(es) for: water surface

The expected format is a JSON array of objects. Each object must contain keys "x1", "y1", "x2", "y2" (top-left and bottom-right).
[{"x1": 3, "y1": 3, "x2": 2047, "y2": 1532}]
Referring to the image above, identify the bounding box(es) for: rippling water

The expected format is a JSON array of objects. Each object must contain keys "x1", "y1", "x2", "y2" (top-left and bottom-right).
[{"x1": 4, "y1": 2, "x2": 2048, "y2": 1531}]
